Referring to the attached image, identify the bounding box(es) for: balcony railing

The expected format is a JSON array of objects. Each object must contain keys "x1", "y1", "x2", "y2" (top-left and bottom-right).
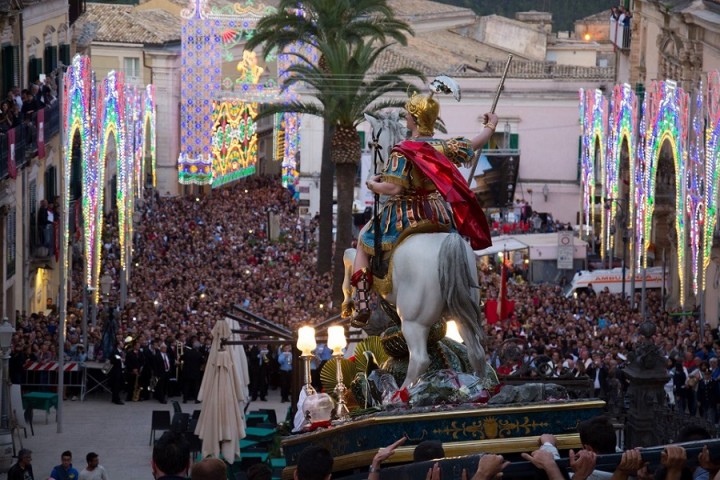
[
  {"x1": 0, "y1": 102, "x2": 60, "y2": 180},
  {"x1": 610, "y1": 18, "x2": 631, "y2": 50}
]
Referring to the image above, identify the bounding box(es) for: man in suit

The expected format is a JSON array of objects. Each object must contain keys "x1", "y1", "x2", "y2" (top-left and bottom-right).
[
  {"x1": 181, "y1": 336, "x2": 204, "y2": 403},
  {"x1": 154, "y1": 343, "x2": 174, "y2": 404},
  {"x1": 125, "y1": 340, "x2": 145, "y2": 402},
  {"x1": 585, "y1": 352, "x2": 609, "y2": 398},
  {"x1": 109, "y1": 341, "x2": 126, "y2": 405},
  {"x1": 140, "y1": 338, "x2": 158, "y2": 401}
]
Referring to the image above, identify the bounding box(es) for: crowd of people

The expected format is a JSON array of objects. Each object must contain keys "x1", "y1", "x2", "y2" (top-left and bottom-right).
[{"x1": 9, "y1": 173, "x2": 720, "y2": 417}]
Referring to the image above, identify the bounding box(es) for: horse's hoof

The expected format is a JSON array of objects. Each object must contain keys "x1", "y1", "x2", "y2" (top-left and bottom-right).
[
  {"x1": 341, "y1": 301, "x2": 355, "y2": 319},
  {"x1": 351, "y1": 309, "x2": 371, "y2": 328}
]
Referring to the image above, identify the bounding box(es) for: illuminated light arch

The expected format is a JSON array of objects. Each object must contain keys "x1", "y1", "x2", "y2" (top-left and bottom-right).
[
  {"x1": 607, "y1": 84, "x2": 638, "y2": 271},
  {"x1": 640, "y1": 80, "x2": 688, "y2": 304},
  {"x1": 63, "y1": 54, "x2": 96, "y2": 306},
  {"x1": 704, "y1": 72, "x2": 720, "y2": 291},
  {"x1": 95, "y1": 70, "x2": 128, "y2": 301},
  {"x1": 579, "y1": 89, "x2": 607, "y2": 247}
]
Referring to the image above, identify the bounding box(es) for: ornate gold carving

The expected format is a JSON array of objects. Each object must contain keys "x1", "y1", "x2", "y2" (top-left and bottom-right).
[{"x1": 432, "y1": 416, "x2": 551, "y2": 440}]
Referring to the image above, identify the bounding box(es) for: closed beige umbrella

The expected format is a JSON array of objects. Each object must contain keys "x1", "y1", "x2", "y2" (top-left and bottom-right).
[{"x1": 195, "y1": 320, "x2": 244, "y2": 463}]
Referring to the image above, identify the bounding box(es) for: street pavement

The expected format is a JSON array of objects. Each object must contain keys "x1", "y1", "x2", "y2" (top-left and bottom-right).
[{"x1": 18, "y1": 388, "x2": 288, "y2": 480}]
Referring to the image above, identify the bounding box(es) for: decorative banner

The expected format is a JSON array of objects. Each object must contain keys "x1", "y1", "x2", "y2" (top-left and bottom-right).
[
  {"x1": 37, "y1": 108, "x2": 45, "y2": 159},
  {"x1": 7, "y1": 127, "x2": 16, "y2": 179},
  {"x1": 640, "y1": 80, "x2": 688, "y2": 304},
  {"x1": 705, "y1": 72, "x2": 720, "y2": 291}
]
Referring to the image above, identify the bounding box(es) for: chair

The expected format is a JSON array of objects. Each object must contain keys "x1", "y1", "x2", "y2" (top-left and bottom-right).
[
  {"x1": 170, "y1": 412, "x2": 190, "y2": 433},
  {"x1": 149, "y1": 410, "x2": 171, "y2": 446},
  {"x1": 172, "y1": 400, "x2": 182, "y2": 414},
  {"x1": 191, "y1": 409, "x2": 201, "y2": 421}
]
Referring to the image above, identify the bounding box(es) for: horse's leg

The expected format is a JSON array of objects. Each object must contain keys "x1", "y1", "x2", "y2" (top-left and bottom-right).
[
  {"x1": 400, "y1": 316, "x2": 431, "y2": 389},
  {"x1": 341, "y1": 249, "x2": 356, "y2": 318}
]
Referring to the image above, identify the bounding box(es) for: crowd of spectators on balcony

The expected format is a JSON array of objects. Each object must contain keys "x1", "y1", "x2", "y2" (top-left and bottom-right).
[{"x1": 611, "y1": 5, "x2": 633, "y2": 27}]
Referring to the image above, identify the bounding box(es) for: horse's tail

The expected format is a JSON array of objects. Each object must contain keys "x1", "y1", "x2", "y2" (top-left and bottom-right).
[{"x1": 438, "y1": 233, "x2": 486, "y2": 378}]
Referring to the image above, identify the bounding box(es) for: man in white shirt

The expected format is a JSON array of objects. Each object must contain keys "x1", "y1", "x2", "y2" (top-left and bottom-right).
[{"x1": 79, "y1": 452, "x2": 109, "y2": 480}]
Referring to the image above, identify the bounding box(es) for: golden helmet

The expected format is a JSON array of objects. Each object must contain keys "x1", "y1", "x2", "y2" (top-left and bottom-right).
[{"x1": 405, "y1": 92, "x2": 439, "y2": 137}]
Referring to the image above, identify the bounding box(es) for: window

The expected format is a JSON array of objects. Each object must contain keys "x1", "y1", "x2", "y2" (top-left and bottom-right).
[
  {"x1": 45, "y1": 165, "x2": 57, "y2": 202},
  {"x1": 1, "y1": 44, "x2": 19, "y2": 98},
  {"x1": 44, "y1": 45, "x2": 58, "y2": 74},
  {"x1": 124, "y1": 57, "x2": 140, "y2": 82},
  {"x1": 28, "y1": 57, "x2": 43, "y2": 83}
]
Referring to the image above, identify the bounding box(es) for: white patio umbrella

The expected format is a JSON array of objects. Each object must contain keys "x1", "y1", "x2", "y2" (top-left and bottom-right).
[
  {"x1": 226, "y1": 319, "x2": 250, "y2": 413},
  {"x1": 195, "y1": 319, "x2": 244, "y2": 463}
]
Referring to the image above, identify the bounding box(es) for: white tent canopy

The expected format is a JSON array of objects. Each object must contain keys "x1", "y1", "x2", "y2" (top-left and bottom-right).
[{"x1": 475, "y1": 233, "x2": 588, "y2": 260}]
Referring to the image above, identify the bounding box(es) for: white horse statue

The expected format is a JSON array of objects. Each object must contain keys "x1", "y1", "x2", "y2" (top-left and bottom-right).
[
  {"x1": 342, "y1": 233, "x2": 486, "y2": 388},
  {"x1": 342, "y1": 112, "x2": 488, "y2": 389}
]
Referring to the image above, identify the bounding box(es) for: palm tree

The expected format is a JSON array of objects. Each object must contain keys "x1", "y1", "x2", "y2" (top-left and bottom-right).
[
  {"x1": 245, "y1": 0, "x2": 416, "y2": 278},
  {"x1": 257, "y1": 38, "x2": 424, "y2": 302}
]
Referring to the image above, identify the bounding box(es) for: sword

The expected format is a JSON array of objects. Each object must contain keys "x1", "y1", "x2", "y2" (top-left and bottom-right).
[{"x1": 466, "y1": 54, "x2": 513, "y2": 186}]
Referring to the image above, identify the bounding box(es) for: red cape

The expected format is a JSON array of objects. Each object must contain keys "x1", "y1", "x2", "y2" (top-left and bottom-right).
[{"x1": 393, "y1": 141, "x2": 492, "y2": 250}]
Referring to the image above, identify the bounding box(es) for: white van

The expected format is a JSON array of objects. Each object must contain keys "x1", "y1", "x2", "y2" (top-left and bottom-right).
[{"x1": 564, "y1": 267, "x2": 666, "y2": 298}]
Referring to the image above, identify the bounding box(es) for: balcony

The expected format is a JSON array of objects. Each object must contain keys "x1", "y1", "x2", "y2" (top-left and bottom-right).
[
  {"x1": 0, "y1": 102, "x2": 60, "y2": 178},
  {"x1": 610, "y1": 18, "x2": 631, "y2": 51}
]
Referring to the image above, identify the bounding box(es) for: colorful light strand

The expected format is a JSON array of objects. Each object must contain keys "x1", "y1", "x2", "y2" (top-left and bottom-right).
[
  {"x1": 687, "y1": 82, "x2": 704, "y2": 296},
  {"x1": 607, "y1": 84, "x2": 638, "y2": 271},
  {"x1": 63, "y1": 54, "x2": 96, "y2": 305},
  {"x1": 281, "y1": 112, "x2": 299, "y2": 199},
  {"x1": 705, "y1": 72, "x2": 720, "y2": 291},
  {"x1": 95, "y1": 70, "x2": 128, "y2": 301},
  {"x1": 579, "y1": 89, "x2": 607, "y2": 249}
]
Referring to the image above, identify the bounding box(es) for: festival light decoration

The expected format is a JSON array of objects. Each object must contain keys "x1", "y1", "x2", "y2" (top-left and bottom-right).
[
  {"x1": 179, "y1": 0, "x2": 307, "y2": 194},
  {"x1": 607, "y1": 84, "x2": 638, "y2": 273},
  {"x1": 687, "y1": 83, "x2": 704, "y2": 296},
  {"x1": 211, "y1": 100, "x2": 258, "y2": 187},
  {"x1": 95, "y1": 71, "x2": 128, "y2": 301},
  {"x1": 640, "y1": 80, "x2": 688, "y2": 304},
  {"x1": 63, "y1": 54, "x2": 96, "y2": 306},
  {"x1": 179, "y1": 0, "x2": 221, "y2": 185},
  {"x1": 144, "y1": 85, "x2": 157, "y2": 188},
  {"x1": 579, "y1": 89, "x2": 607, "y2": 249},
  {"x1": 705, "y1": 72, "x2": 720, "y2": 291},
  {"x1": 281, "y1": 112, "x2": 300, "y2": 199}
]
